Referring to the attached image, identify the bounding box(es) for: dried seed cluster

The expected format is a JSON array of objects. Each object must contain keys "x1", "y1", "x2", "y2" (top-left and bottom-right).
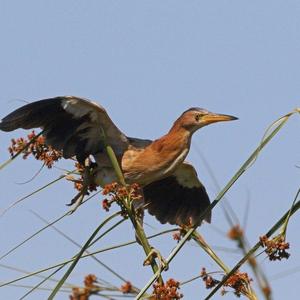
[
  {"x1": 227, "y1": 225, "x2": 244, "y2": 241},
  {"x1": 152, "y1": 278, "x2": 183, "y2": 300},
  {"x1": 260, "y1": 235, "x2": 290, "y2": 261},
  {"x1": 201, "y1": 268, "x2": 253, "y2": 298},
  {"x1": 9, "y1": 131, "x2": 62, "y2": 168},
  {"x1": 120, "y1": 281, "x2": 133, "y2": 294},
  {"x1": 102, "y1": 182, "x2": 142, "y2": 216},
  {"x1": 69, "y1": 275, "x2": 135, "y2": 299},
  {"x1": 70, "y1": 274, "x2": 98, "y2": 300},
  {"x1": 200, "y1": 268, "x2": 220, "y2": 289},
  {"x1": 8, "y1": 132, "x2": 98, "y2": 194},
  {"x1": 223, "y1": 271, "x2": 252, "y2": 297}
]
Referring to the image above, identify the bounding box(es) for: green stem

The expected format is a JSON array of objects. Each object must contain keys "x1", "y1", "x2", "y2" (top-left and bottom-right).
[
  {"x1": 193, "y1": 231, "x2": 258, "y2": 299},
  {"x1": 237, "y1": 235, "x2": 272, "y2": 300},
  {"x1": 48, "y1": 211, "x2": 121, "y2": 299},
  {"x1": 0, "y1": 263, "x2": 73, "y2": 288},
  {"x1": 281, "y1": 188, "x2": 300, "y2": 237},
  {"x1": 0, "y1": 192, "x2": 99, "y2": 262},
  {"x1": 204, "y1": 199, "x2": 300, "y2": 300},
  {"x1": 104, "y1": 140, "x2": 162, "y2": 283},
  {"x1": 19, "y1": 264, "x2": 66, "y2": 300},
  {"x1": 31, "y1": 211, "x2": 134, "y2": 290},
  {"x1": 105, "y1": 144, "x2": 126, "y2": 186},
  {"x1": 192, "y1": 231, "x2": 230, "y2": 274},
  {"x1": 0, "y1": 171, "x2": 74, "y2": 217},
  {"x1": 0, "y1": 229, "x2": 176, "y2": 289}
]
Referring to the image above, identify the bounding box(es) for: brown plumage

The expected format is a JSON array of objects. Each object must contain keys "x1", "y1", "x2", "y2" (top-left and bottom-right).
[{"x1": 0, "y1": 96, "x2": 237, "y2": 227}]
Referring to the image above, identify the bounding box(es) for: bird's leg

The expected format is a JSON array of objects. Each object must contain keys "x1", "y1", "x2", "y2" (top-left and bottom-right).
[
  {"x1": 66, "y1": 186, "x2": 87, "y2": 214},
  {"x1": 143, "y1": 247, "x2": 169, "y2": 272},
  {"x1": 66, "y1": 159, "x2": 94, "y2": 214}
]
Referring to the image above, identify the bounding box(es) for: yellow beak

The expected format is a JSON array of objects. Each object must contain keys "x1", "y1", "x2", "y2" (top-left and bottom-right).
[{"x1": 201, "y1": 113, "x2": 238, "y2": 125}]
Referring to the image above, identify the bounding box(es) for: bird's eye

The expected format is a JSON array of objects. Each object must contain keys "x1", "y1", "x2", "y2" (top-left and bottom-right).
[{"x1": 195, "y1": 114, "x2": 201, "y2": 122}]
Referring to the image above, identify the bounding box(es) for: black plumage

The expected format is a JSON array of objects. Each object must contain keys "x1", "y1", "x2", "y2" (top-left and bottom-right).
[
  {"x1": 0, "y1": 96, "x2": 215, "y2": 226},
  {"x1": 0, "y1": 96, "x2": 127, "y2": 164},
  {"x1": 144, "y1": 174, "x2": 211, "y2": 226}
]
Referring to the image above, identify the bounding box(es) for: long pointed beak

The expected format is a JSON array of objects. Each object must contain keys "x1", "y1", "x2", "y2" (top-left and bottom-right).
[{"x1": 201, "y1": 113, "x2": 238, "y2": 125}]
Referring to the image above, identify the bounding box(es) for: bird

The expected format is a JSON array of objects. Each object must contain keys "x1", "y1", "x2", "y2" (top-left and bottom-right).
[{"x1": 0, "y1": 96, "x2": 237, "y2": 227}]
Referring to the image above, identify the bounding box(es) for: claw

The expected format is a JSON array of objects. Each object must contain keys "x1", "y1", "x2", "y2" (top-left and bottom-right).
[
  {"x1": 66, "y1": 189, "x2": 86, "y2": 214},
  {"x1": 66, "y1": 160, "x2": 94, "y2": 214},
  {"x1": 143, "y1": 247, "x2": 169, "y2": 271}
]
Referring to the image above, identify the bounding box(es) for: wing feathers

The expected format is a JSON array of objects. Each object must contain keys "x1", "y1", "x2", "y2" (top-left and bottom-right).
[
  {"x1": 0, "y1": 98, "x2": 62, "y2": 131},
  {"x1": 0, "y1": 96, "x2": 128, "y2": 163},
  {"x1": 143, "y1": 162, "x2": 211, "y2": 227}
]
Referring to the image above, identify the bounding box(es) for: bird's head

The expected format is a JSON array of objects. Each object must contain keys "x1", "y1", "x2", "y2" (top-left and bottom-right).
[{"x1": 173, "y1": 108, "x2": 238, "y2": 133}]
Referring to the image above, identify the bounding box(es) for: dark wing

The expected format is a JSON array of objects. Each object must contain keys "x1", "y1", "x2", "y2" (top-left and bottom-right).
[
  {"x1": 0, "y1": 96, "x2": 129, "y2": 163},
  {"x1": 127, "y1": 137, "x2": 152, "y2": 148},
  {"x1": 143, "y1": 162, "x2": 211, "y2": 227}
]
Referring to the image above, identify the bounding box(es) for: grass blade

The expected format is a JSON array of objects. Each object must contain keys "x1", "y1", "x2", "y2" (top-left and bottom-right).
[
  {"x1": 0, "y1": 191, "x2": 99, "y2": 261},
  {"x1": 48, "y1": 211, "x2": 121, "y2": 299},
  {"x1": 0, "y1": 229, "x2": 176, "y2": 289}
]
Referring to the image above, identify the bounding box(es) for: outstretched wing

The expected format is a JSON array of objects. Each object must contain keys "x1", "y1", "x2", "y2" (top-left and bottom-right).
[
  {"x1": 143, "y1": 162, "x2": 211, "y2": 227},
  {"x1": 0, "y1": 96, "x2": 129, "y2": 163}
]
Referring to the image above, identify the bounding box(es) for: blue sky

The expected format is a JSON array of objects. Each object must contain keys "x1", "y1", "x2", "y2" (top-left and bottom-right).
[{"x1": 0, "y1": 1, "x2": 300, "y2": 299}]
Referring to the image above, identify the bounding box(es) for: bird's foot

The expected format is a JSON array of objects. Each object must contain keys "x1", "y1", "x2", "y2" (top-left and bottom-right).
[
  {"x1": 66, "y1": 162, "x2": 94, "y2": 214},
  {"x1": 143, "y1": 247, "x2": 169, "y2": 271},
  {"x1": 66, "y1": 189, "x2": 87, "y2": 214}
]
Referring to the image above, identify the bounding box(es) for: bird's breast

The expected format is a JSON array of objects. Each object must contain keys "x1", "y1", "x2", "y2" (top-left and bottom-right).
[
  {"x1": 121, "y1": 143, "x2": 190, "y2": 186},
  {"x1": 157, "y1": 147, "x2": 189, "y2": 176}
]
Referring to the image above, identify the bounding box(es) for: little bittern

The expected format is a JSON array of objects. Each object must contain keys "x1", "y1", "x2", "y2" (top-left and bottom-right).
[{"x1": 0, "y1": 96, "x2": 237, "y2": 227}]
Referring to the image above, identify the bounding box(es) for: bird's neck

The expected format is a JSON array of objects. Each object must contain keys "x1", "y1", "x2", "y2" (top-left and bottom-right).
[
  {"x1": 168, "y1": 120, "x2": 192, "y2": 135},
  {"x1": 159, "y1": 124, "x2": 192, "y2": 152},
  {"x1": 144, "y1": 125, "x2": 192, "y2": 172}
]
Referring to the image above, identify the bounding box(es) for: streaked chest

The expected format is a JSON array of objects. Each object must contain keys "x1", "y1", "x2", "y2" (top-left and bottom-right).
[{"x1": 121, "y1": 137, "x2": 190, "y2": 185}]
